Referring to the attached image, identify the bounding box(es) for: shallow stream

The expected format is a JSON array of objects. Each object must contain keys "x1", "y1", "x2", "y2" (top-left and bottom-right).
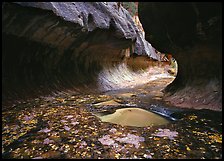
[{"x1": 2, "y1": 64, "x2": 222, "y2": 159}]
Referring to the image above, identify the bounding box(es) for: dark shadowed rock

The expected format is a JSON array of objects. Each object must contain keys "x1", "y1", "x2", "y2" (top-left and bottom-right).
[
  {"x1": 14, "y1": 2, "x2": 159, "y2": 59},
  {"x1": 2, "y1": 2, "x2": 159, "y2": 106},
  {"x1": 139, "y1": 2, "x2": 222, "y2": 110}
]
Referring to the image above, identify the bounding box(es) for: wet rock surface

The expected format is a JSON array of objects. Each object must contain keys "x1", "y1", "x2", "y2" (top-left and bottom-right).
[
  {"x1": 2, "y1": 77, "x2": 222, "y2": 159},
  {"x1": 2, "y1": 2, "x2": 222, "y2": 159}
]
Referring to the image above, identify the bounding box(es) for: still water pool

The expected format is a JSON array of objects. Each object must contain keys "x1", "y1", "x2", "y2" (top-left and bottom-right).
[{"x1": 95, "y1": 108, "x2": 170, "y2": 127}]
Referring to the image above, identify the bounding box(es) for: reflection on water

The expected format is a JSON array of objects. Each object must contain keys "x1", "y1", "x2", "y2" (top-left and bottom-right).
[
  {"x1": 2, "y1": 57, "x2": 221, "y2": 159},
  {"x1": 96, "y1": 108, "x2": 170, "y2": 127},
  {"x1": 2, "y1": 78, "x2": 222, "y2": 159}
]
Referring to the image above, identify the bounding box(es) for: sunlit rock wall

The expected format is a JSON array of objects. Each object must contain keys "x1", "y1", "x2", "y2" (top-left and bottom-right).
[{"x1": 139, "y1": 2, "x2": 222, "y2": 110}]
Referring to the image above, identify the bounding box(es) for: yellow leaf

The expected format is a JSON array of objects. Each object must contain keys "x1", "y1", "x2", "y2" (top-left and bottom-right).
[
  {"x1": 174, "y1": 149, "x2": 179, "y2": 152},
  {"x1": 186, "y1": 145, "x2": 191, "y2": 151}
]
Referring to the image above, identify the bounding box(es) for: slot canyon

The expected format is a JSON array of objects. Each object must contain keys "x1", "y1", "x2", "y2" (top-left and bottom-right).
[{"x1": 2, "y1": 2, "x2": 222, "y2": 159}]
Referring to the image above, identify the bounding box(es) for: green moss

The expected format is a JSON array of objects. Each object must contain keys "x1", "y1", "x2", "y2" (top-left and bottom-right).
[{"x1": 121, "y1": 2, "x2": 137, "y2": 17}]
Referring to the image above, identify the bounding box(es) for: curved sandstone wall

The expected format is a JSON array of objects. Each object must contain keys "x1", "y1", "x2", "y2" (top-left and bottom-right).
[
  {"x1": 139, "y1": 2, "x2": 222, "y2": 110},
  {"x1": 2, "y1": 2, "x2": 159, "y2": 106}
]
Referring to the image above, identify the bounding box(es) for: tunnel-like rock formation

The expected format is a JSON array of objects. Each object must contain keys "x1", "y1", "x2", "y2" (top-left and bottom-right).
[
  {"x1": 2, "y1": 2, "x2": 159, "y2": 107},
  {"x1": 139, "y1": 2, "x2": 222, "y2": 110}
]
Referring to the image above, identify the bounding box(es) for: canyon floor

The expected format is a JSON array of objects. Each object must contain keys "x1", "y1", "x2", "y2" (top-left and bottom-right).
[{"x1": 2, "y1": 75, "x2": 222, "y2": 159}]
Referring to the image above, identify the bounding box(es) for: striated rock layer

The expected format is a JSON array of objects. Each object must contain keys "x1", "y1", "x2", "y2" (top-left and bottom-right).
[
  {"x1": 2, "y1": 2, "x2": 159, "y2": 106},
  {"x1": 139, "y1": 2, "x2": 222, "y2": 110}
]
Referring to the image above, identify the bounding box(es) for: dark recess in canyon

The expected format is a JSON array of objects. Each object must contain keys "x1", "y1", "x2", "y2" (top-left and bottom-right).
[
  {"x1": 2, "y1": 2, "x2": 158, "y2": 108},
  {"x1": 139, "y1": 2, "x2": 222, "y2": 110},
  {"x1": 2, "y1": 2, "x2": 222, "y2": 111}
]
